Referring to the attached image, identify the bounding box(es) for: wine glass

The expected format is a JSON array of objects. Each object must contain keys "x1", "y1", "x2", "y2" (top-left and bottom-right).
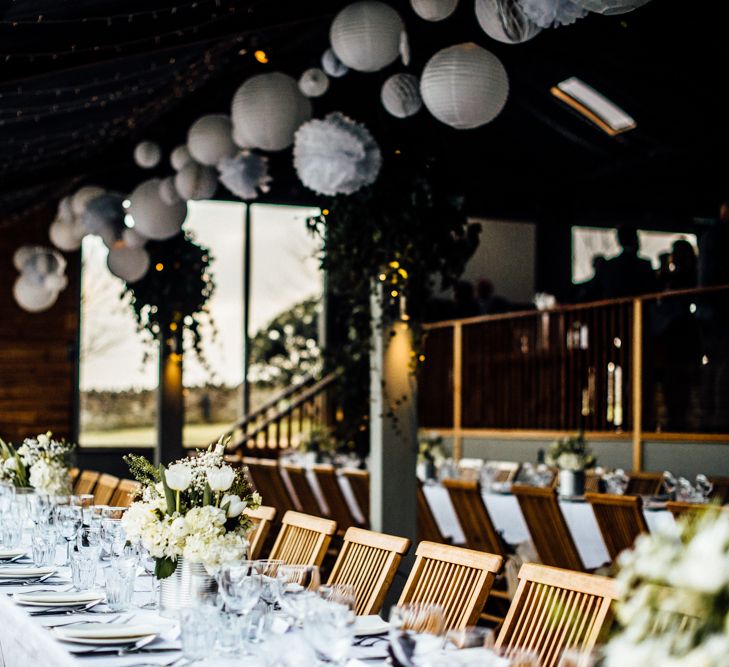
[
  {"x1": 444, "y1": 627, "x2": 495, "y2": 650},
  {"x1": 695, "y1": 474, "x2": 714, "y2": 502},
  {"x1": 28, "y1": 493, "x2": 53, "y2": 527},
  {"x1": 318, "y1": 583, "x2": 357, "y2": 612},
  {"x1": 388, "y1": 603, "x2": 445, "y2": 667},
  {"x1": 276, "y1": 564, "x2": 320, "y2": 624},
  {"x1": 56, "y1": 504, "x2": 83, "y2": 565},
  {"x1": 137, "y1": 545, "x2": 158, "y2": 610},
  {"x1": 0, "y1": 482, "x2": 15, "y2": 514},
  {"x1": 254, "y1": 558, "x2": 284, "y2": 609},
  {"x1": 218, "y1": 561, "x2": 262, "y2": 617},
  {"x1": 304, "y1": 597, "x2": 356, "y2": 666}
]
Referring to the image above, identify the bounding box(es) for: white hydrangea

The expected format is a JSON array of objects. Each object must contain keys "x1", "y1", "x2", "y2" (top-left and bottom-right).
[{"x1": 29, "y1": 459, "x2": 71, "y2": 495}]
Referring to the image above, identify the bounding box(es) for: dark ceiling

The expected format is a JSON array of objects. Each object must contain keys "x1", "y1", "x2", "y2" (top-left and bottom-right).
[{"x1": 1, "y1": 0, "x2": 728, "y2": 229}]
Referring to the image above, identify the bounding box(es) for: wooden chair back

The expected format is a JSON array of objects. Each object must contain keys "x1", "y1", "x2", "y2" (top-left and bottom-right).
[
  {"x1": 496, "y1": 563, "x2": 619, "y2": 667},
  {"x1": 69, "y1": 468, "x2": 80, "y2": 485},
  {"x1": 665, "y1": 501, "x2": 721, "y2": 521},
  {"x1": 245, "y1": 505, "x2": 277, "y2": 560},
  {"x1": 511, "y1": 485, "x2": 584, "y2": 571},
  {"x1": 585, "y1": 493, "x2": 648, "y2": 561},
  {"x1": 242, "y1": 458, "x2": 296, "y2": 516},
  {"x1": 269, "y1": 511, "x2": 337, "y2": 567},
  {"x1": 110, "y1": 479, "x2": 141, "y2": 507},
  {"x1": 93, "y1": 473, "x2": 120, "y2": 505},
  {"x1": 281, "y1": 463, "x2": 321, "y2": 516},
  {"x1": 442, "y1": 478, "x2": 506, "y2": 557},
  {"x1": 328, "y1": 527, "x2": 411, "y2": 615},
  {"x1": 342, "y1": 468, "x2": 370, "y2": 520},
  {"x1": 398, "y1": 541, "x2": 503, "y2": 630},
  {"x1": 709, "y1": 476, "x2": 729, "y2": 504},
  {"x1": 486, "y1": 460, "x2": 520, "y2": 483},
  {"x1": 313, "y1": 464, "x2": 360, "y2": 530},
  {"x1": 626, "y1": 471, "x2": 664, "y2": 496},
  {"x1": 416, "y1": 480, "x2": 446, "y2": 544},
  {"x1": 74, "y1": 470, "x2": 100, "y2": 495},
  {"x1": 584, "y1": 469, "x2": 601, "y2": 493}
]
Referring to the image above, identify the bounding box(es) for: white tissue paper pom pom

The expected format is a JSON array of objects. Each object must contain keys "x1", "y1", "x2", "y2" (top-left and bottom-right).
[
  {"x1": 299, "y1": 68, "x2": 330, "y2": 98},
  {"x1": 321, "y1": 48, "x2": 349, "y2": 77},
  {"x1": 217, "y1": 151, "x2": 272, "y2": 200},
  {"x1": 134, "y1": 141, "x2": 162, "y2": 169},
  {"x1": 517, "y1": 0, "x2": 587, "y2": 27}
]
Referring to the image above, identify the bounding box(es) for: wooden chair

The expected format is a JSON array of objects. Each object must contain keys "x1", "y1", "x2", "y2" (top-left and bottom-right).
[
  {"x1": 417, "y1": 479, "x2": 447, "y2": 544},
  {"x1": 709, "y1": 476, "x2": 729, "y2": 504},
  {"x1": 327, "y1": 527, "x2": 411, "y2": 615},
  {"x1": 93, "y1": 473, "x2": 120, "y2": 505},
  {"x1": 626, "y1": 471, "x2": 664, "y2": 496},
  {"x1": 110, "y1": 479, "x2": 141, "y2": 507},
  {"x1": 313, "y1": 464, "x2": 362, "y2": 531},
  {"x1": 585, "y1": 493, "x2": 648, "y2": 561},
  {"x1": 74, "y1": 470, "x2": 100, "y2": 495},
  {"x1": 243, "y1": 458, "x2": 297, "y2": 516},
  {"x1": 666, "y1": 501, "x2": 722, "y2": 521},
  {"x1": 495, "y1": 563, "x2": 619, "y2": 667},
  {"x1": 398, "y1": 541, "x2": 503, "y2": 631},
  {"x1": 68, "y1": 467, "x2": 80, "y2": 485},
  {"x1": 486, "y1": 460, "x2": 520, "y2": 483},
  {"x1": 281, "y1": 463, "x2": 322, "y2": 516},
  {"x1": 584, "y1": 469, "x2": 602, "y2": 493},
  {"x1": 269, "y1": 511, "x2": 337, "y2": 567},
  {"x1": 511, "y1": 485, "x2": 585, "y2": 571},
  {"x1": 442, "y1": 478, "x2": 506, "y2": 557},
  {"x1": 245, "y1": 505, "x2": 277, "y2": 560},
  {"x1": 342, "y1": 468, "x2": 370, "y2": 520}
]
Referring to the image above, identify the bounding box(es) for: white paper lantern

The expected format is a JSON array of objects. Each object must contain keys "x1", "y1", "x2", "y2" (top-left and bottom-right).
[
  {"x1": 175, "y1": 163, "x2": 218, "y2": 201},
  {"x1": 420, "y1": 42, "x2": 509, "y2": 129},
  {"x1": 170, "y1": 144, "x2": 193, "y2": 171},
  {"x1": 22, "y1": 247, "x2": 66, "y2": 281},
  {"x1": 56, "y1": 196, "x2": 74, "y2": 225},
  {"x1": 13, "y1": 274, "x2": 59, "y2": 313},
  {"x1": 410, "y1": 0, "x2": 459, "y2": 21},
  {"x1": 299, "y1": 68, "x2": 330, "y2": 98},
  {"x1": 187, "y1": 114, "x2": 236, "y2": 166},
  {"x1": 133, "y1": 141, "x2": 162, "y2": 169},
  {"x1": 107, "y1": 246, "x2": 151, "y2": 283},
  {"x1": 71, "y1": 185, "x2": 106, "y2": 217},
  {"x1": 381, "y1": 73, "x2": 422, "y2": 118},
  {"x1": 321, "y1": 49, "x2": 349, "y2": 78},
  {"x1": 49, "y1": 219, "x2": 84, "y2": 252},
  {"x1": 81, "y1": 193, "x2": 125, "y2": 237},
  {"x1": 573, "y1": 0, "x2": 650, "y2": 14},
  {"x1": 13, "y1": 246, "x2": 35, "y2": 272},
  {"x1": 217, "y1": 151, "x2": 272, "y2": 200},
  {"x1": 43, "y1": 273, "x2": 68, "y2": 293},
  {"x1": 475, "y1": 0, "x2": 542, "y2": 43},
  {"x1": 122, "y1": 227, "x2": 147, "y2": 249},
  {"x1": 330, "y1": 1, "x2": 404, "y2": 73},
  {"x1": 231, "y1": 72, "x2": 312, "y2": 151},
  {"x1": 158, "y1": 176, "x2": 182, "y2": 205},
  {"x1": 128, "y1": 178, "x2": 187, "y2": 240}
]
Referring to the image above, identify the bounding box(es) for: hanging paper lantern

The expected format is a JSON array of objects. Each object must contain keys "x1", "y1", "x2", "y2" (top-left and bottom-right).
[
  {"x1": 56, "y1": 196, "x2": 75, "y2": 224},
  {"x1": 43, "y1": 273, "x2": 68, "y2": 293},
  {"x1": 187, "y1": 114, "x2": 236, "y2": 167},
  {"x1": 107, "y1": 246, "x2": 151, "y2": 283},
  {"x1": 71, "y1": 185, "x2": 106, "y2": 217},
  {"x1": 158, "y1": 176, "x2": 182, "y2": 206},
  {"x1": 22, "y1": 247, "x2": 66, "y2": 283},
  {"x1": 420, "y1": 42, "x2": 509, "y2": 129},
  {"x1": 299, "y1": 68, "x2": 330, "y2": 98},
  {"x1": 133, "y1": 141, "x2": 162, "y2": 169},
  {"x1": 174, "y1": 163, "x2": 218, "y2": 201},
  {"x1": 13, "y1": 275, "x2": 59, "y2": 313},
  {"x1": 128, "y1": 178, "x2": 187, "y2": 240},
  {"x1": 122, "y1": 227, "x2": 147, "y2": 249},
  {"x1": 573, "y1": 0, "x2": 650, "y2": 14},
  {"x1": 49, "y1": 219, "x2": 84, "y2": 252},
  {"x1": 329, "y1": 1, "x2": 405, "y2": 73},
  {"x1": 381, "y1": 73, "x2": 422, "y2": 118},
  {"x1": 410, "y1": 0, "x2": 459, "y2": 21},
  {"x1": 517, "y1": 0, "x2": 586, "y2": 27},
  {"x1": 294, "y1": 112, "x2": 382, "y2": 196},
  {"x1": 321, "y1": 49, "x2": 349, "y2": 78},
  {"x1": 231, "y1": 73, "x2": 312, "y2": 151},
  {"x1": 13, "y1": 246, "x2": 35, "y2": 272},
  {"x1": 81, "y1": 193, "x2": 125, "y2": 241},
  {"x1": 217, "y1": 151, "x2": 272, "y2": 200},
  {"x1": 475, "y1": 0, "x2": 542, "y2": 43},
  {"x1": 170, "y1": 144, "x2": 193, "y2": 171}
]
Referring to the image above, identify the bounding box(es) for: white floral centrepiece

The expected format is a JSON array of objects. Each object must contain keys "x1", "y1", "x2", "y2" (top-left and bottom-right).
[
  {"x1": 122, "y1": 443, "x2": 261, "y2": 578},
  {"x1": 0, "y1": 432, "x2": 74, "y2": 495},
  {"x1": 604, "y1": 509, "x2": 729, "y2": 666}
]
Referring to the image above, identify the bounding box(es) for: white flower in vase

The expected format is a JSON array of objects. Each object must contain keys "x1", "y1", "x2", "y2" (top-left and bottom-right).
[
  {"x1": 207, "y1": 465, "x2": 235, "y2": 492},
  {"x1": 165, "y1": 463, "x2": 193, "y2": 491},
  {"x1": 221, "y1": 494, "x2": 247, "y2": 518}
]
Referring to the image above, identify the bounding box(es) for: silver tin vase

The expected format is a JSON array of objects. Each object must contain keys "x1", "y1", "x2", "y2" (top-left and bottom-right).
[
  {"x1": 159, "y1": 557, "x2": 212, "y2": 617},
  {"x1": 559, "y1": 470, "x2": 585, "y2": 497}
]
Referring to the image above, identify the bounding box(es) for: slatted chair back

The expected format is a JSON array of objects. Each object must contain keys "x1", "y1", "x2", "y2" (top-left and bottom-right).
[
  {"x1": 74, "y1": 470, "x2": 100, "y2": 495},
  {"x1": 269, "y1": 511, "x2": 337, "y2": 567},
  {"x1": 584, "y1": 470, "x2": 601, "y2": 494},
  {"x1": 626, "y1": 471, "x2": 664, "y2": 496},
  {"x1": 342, "y1": 468, "x2": 370, "y2": 520},
  {"x1": 281, "y1": 463, "x2": 322, "y2": 516},
  {"x1": 327, "y1": 527, "x2": 411, "y2": 615},
  {"x1": 245, "y1": 505, "x2": 277, "y2": 560},
  {"x1": 243, "y1": 458, "x2": 296, "y2": 516},
  {"x1": 398, "y1": 541, "x2": 503, "y2": 630},
  {"x1": 665, "y1": 501, "x2": 721, "y2": 521},
  {"x1": 709, "y1": 476, "x2": 729, "y2": 505},
  {"x1": 511, "y1": 485, "x2": 585, "y2": 572},
  {"x1": 313, "y1": 464, "x2": 360, "y2": 531},
  {"x1": 585, "y1": 493, "x2": 648, "y2": 561},
  {"x1": 647, "y1": 583, "x2": 703, "y2": 636},
  {"x1": 416, "y1": 479, "x2": 446, "y2": 544},
  {"x1": 442, "y1": 478, "x2": 506, "y2": 557},
  {"x1": 487, "y1": 460, "x2": 520, "y2": 483},
  {"x1": 93, "y1": 473, "x2": 120, "y2": 505},
  {"x1": 69, "y1": 468, "x2": 80, "y2": 485},
  {"x1": 110, "y1": 479, "x2": 141, "y2": 507},
  {"x1": 495, "y1": 563, "x2": 619, "y2": 667}
]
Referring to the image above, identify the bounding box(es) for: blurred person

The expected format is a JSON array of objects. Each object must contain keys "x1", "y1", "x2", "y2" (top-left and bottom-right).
[
  {"x1": 596, "y1": 225, "x2": 657, "y2": 298},
  {"x1": 665, "y1": 239, "x2": 697, "y2": 291},
  {"x1": 476, "y1": 279, "x2": 510, "y2": 315},
  {"x1": 576, "y1": 254, "x2": 606, "y2": 302},
  {"x1": 452, "y1": 280, "x2": 479, "y2": 318}
]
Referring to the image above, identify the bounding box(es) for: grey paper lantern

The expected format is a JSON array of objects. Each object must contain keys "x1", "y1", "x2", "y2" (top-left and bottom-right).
[
  {"x1": 133, "y1": 141, "x2": 162, "y2": 169},
  {"x1": 170, "y1": 144, "x2": 193, "y2": 171},
  {"x1": 299, "y1": 68, "x2": 330, "y2": 98},
  {"x1": 330, "y1": 1, "x2": 404, "y2": 73},
  {"x1": 81, "y1": 193, "x2": 125, "y2": 239},
  {"x1": 12, "y1": 246, "x2": 35, "y2": 272},
  {"x1": 411, "y1": 0, "x2": 459, "y2": 21},
  {"x1": 187, "y1": 114, "x2": 236, "y2": 166},
  {"x1": 122, "y1": 227, "x2": 147, "y2": 249},
  {"x1": 13, "y1": 274, "x2": 59, "y2": 313},
  {"x1": 321, "y1": 49, "x2": 349, "y2": 78},
  {"x1": 159, "y1": 176, "x2": 182, "y2": 205},
  {"x1": 128, "y1": 178, "x2": 187, "y2": 240},
  {"x1": 381, "y1": 73, "x2": 422, "y2": 118},
  {"x1": 71, "y1": 185, "x2": 106, "y2": 217},
  {"x1": 57, "y1": 196, "x2": 74, "y2": 225},
  {"x1": 49, "y1": 219, "x2": 84, "y2": 252},
  {"x1": 573, "y1": 0, "x2": 650, "y2": 14},
  {"x1": 420, "y1": 42, "x2": 509, "y2": 129},
  {"x1": 231, "y1": 73, "x2": 312, "y2": 151},
  {"x1": 175, "y1": 163, "x2": 218, "y2": 201},
  {"x1": 107, "y1": 246, "x2": 151, "y2": 283},
  {"x1": 475, "y1": 0, "x2": 542, "y2": 43}
]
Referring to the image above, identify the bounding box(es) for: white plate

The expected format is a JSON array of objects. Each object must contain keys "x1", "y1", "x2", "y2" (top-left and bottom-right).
[
  {"x1": 0, "y1": 566, "x2": 55, "y2": 579},
  {"x1": 14, "y1": 590, "x2": 104, "y2": 607},
  {"x1": 54, "y1": 623, "x2": 159, "y2": 645},
  {"x1": 354, "y1": 615, "x2": 390, "y2": 636},
  {"x1": 56, "y1": 632, "x2": 158, "y2": 647},
  {"x1": 0, "y1": 549, "x2": 26, "y2": 560}
]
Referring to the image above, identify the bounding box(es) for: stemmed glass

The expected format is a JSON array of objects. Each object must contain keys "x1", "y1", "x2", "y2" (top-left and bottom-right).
[
  {"x1": 28, "y1": 493, "x2": 53, "y2": 527},
  {"x1": 137, "y1": 545, "x2": 158, "y2": 610},
  {"x1": 276, "y1": 564, "x2": 320, "y2": 625},
  {"x1": 388, "y1": 603, "x2": 445, "y2": 667},
  {"x1": 304, "y1": 596, "x2": 356, "y2": 666},
  {"x1": 254, "y1": 559, "x2": 284, "y2": 610},
  {"x1": 56, "y1": 504, "x2": 83, "y2": 565},
  {"x1": 0, "y1": 482, "x2": 16, "y2": 514},
  {"x1": 218, "y1": 561, "x2": 262, "y2": 617}
]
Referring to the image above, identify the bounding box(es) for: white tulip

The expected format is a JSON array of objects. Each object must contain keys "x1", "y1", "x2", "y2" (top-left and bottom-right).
[
  {"x1": 221, "y1": 494, "x2": 247, "y2": 518},
  {"x1": 165, "y1": 463, "x2": 193, "y2": 491},
  {"x1": 214, "y1": 443, "x2": 225, "y2": 456},
  {"x1": 207, "y1": 466, "x2": 235, "y2": 492},
  {"x1": 37, "y1": 433, "x2": 50, "y2": 446}
]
